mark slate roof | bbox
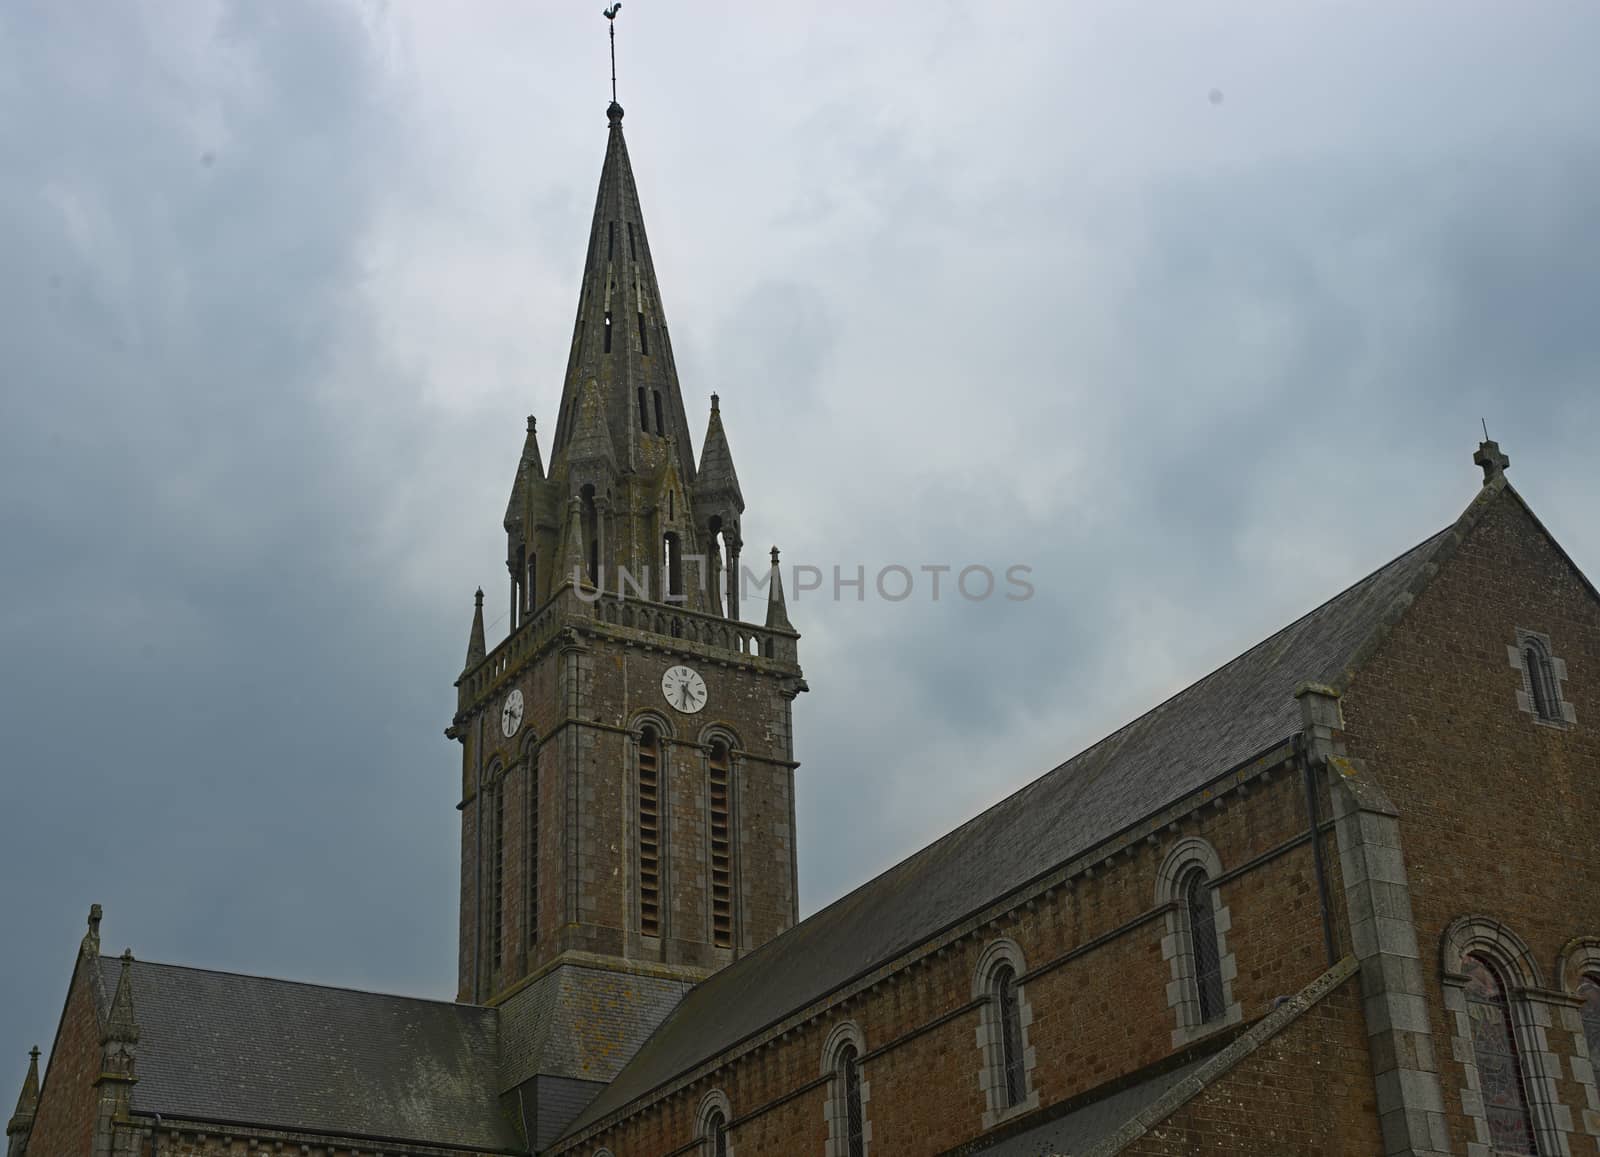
[976,1054,1212,1157]
[567,526,1454,1135]
[117,958,522,1153]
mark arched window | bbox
[837,1043,865,1157]
[972,940,1035,1127]
[1512,629,1573,726]
[708,739,734,948]
[1463,954,1537,1155]
[704,1109,727,1157]
[1183,868,1225,1023]
[1156,838,1238,1044]
[822,1022,870,1157]
[993,963,1026,1108]
[1579,975,1600,1073]
[637,726,662,937]
[1524,639,1558,721]
[696,1090,733,1157]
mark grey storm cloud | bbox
[3,0,1599,1084]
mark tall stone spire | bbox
[463,589,487,674]
[5,1047,39,1152]
[549,102,695,485]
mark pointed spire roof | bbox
[504,416,545,531]
[464,589,486,674]
[765,546,793,632]
[6,1048,39,1137]
[550,103,695,485]
[562,496,589,588]
[104,950,140,1046]
[566,379,620,473]
[696,393,744,511]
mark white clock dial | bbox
[500,689,524,738]
[661,665,708,714]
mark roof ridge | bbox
[727,523,1455,954]
[103,956,487,1011]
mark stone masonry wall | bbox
[561,766,1345,1156]
[459,618,801,1005]
[1341,489,1600,1155]
[25,959,99,1157]
[1123,969,1383,1156]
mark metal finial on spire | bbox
[604,4,622,106]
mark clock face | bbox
[661,665,708,714]
[500,689,524,738]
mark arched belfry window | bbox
[695,1090,733,1157]
[1511,629,1575,726]
[1156,838,1240,1045]
[972,940,1037,1128]
[822,1022,870,1157]
[707,738,734,948]
[1464,955,1538,1155]
[637,724,663,937]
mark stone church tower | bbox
[446,99,807,1147]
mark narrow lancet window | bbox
[993,963,1025,1108]
[638,727,662,937]
[654,390,665,435]
[664,532,684,601]
[628,221,637,260]
[638,387,649,432]
[1185,869,1224,1022]
[638,311,649,354]
[1525,640,1559,721]
[837,1042,865,1157]
[709,740,733,948]
[604,309,613,353]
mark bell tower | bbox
[447,96,806,1146]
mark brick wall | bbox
[562,768,1344,1155]
[1123,970,1382,1156]
[1341,488,1600,1155]
[25,957,99,1157]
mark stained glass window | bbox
[994,963,1026,1107]
[1580,976,1600,1073]
[1464,955,1537,1155]
[837,1042,865,1157]
[1185,869,1224,1022]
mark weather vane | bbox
[604,4,622,105]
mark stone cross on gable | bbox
[1474,439,1510,483]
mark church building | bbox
[8,95,1600,1157]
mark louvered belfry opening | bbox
[491,783,506,970]
[527,762,539,946]
[638,727,662,937]
[709,740,734,948]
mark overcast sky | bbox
[3,1,1598,1078]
